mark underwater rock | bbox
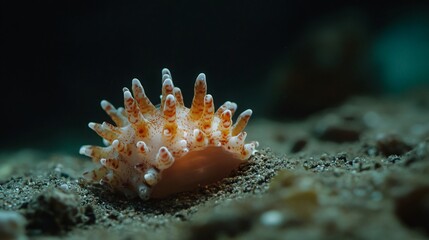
[269,170,319,219]
[186,208,253,240]
[394,185,429,236]
[290,138,308,153]
[22,187,94,235]
[183,170,321,239]
[376,134,412,157]
[314,114,362,143]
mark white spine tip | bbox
[124,90,132,99]
[204,94,213,102]
[162,68,171,76]
[102,138,110,146]
[136,141,148,153]
[179,139,187,147]
[100,100,109,108]
[78,146,85,155]
[165,94,175,102]
[144,168,159,186]
[156,147,174,170]
[193,128,200,135]
[88,122,96,129]
[163,129,171,137]
[132,78,140,85]
[173,87,181,93]
[193,129,207,146]
[222,109,232,117]
[163,78,173,86]
[100,158,107,166]
[230,103,238,111]
[162,74,170,82]
[112,139,120,149]
[122,87,130,93]
[243,109,253,116]
[79,146,90,156]
[197,73,206,81]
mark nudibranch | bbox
[80,68,258,200]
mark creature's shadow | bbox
[84,159,255,216]
[86,183,221,215]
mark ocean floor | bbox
[1,93,429,240]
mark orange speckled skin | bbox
[80,68,258,200]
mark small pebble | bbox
[259,210,284,227]
[59,183,69,191]
[290,138,308,153]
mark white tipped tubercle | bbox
[246,141,259,153]
[112,139,127,154]
[132,78,140,84]
[136,141,149,154]
[144,168,159,186]
[88,122,96,129]
[193,129,208,149]
[179,139,187,148]
[100,100,110,109]
[189,73,207,120]
[163,94,177,122]
[161,79,174,108]
[215,101,237,116]
[100,158,120,170]
[200,94,214,132]
[173,87,184,106]
[124,90,132,99]
[100,158,107,165]
[227,132,247,148]
[163,79,174,91]
[132,78,156,114]
[79,145,92,156]
[229,102,238,116]
[79,145,112,160]
[232,109,253,136]
[220,110,232,129]
[162,68,172,81]
[155,147,175,170]
[123,90,138,124]
[203,94,214,116]
[100,100,127,127]
[162,74,170,83]
[197,73,206,81]
[88,122,119,142]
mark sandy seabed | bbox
[1,93,429,240]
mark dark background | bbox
[1,0,429,153]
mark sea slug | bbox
[80,68,258,199]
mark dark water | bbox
[2,1,429,154]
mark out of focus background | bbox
[1,0,429,153]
